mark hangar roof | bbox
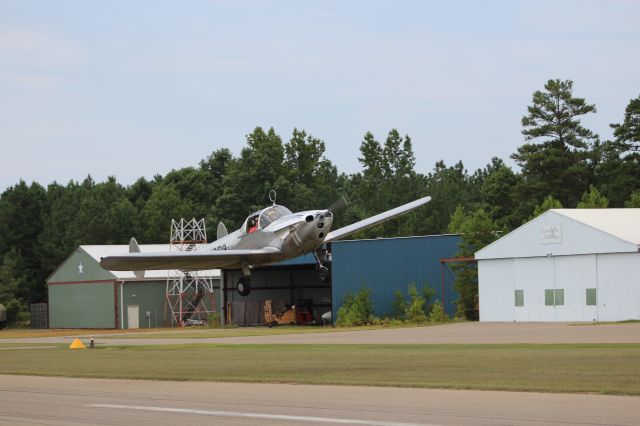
[554,209,640,245]
[476,208,640,260]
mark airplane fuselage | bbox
[205,209,333,263]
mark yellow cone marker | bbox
[69,338,86,349]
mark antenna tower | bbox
[165,218,216,327]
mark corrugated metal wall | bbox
[48,282,116,328]
[121,281,167,329]
[331,235,460,319]
[122,280,221,328]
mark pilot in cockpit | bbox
[247,216,258,233]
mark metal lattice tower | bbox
[165,218,216,327]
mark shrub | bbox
[4,299,29,326]
[429,300,446,323]
[405,283,428,323]
[392,290,407,320]
[422,285,435,313]
[336,288,374,326]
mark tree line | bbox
[1,79,638,323]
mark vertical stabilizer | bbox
[217,222,228,240]
[129,237,140,253]
[129,237,145,278]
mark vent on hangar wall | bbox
[165,218,216,327]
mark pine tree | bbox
[530,195,563,219]
[577,185,609,208]
[513,79,597,208]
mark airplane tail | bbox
[129,237,145,278]
[217,221,228,240]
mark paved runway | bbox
[1,375,638,426]
[3,322,640,346]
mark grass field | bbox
[97,325,393,339]
[0,328,180,339]
[0,324,426,340]
[1,343,638,395]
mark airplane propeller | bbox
[327,194,350,214]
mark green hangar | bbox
[47,245,220,329]
[48,234,460,328]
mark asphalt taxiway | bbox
[1,375,638,426]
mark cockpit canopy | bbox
[245,205,292,233]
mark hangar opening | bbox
[222,253,330,326]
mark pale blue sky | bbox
[1,0,639,191]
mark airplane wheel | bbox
[237,277,251,296]
[318,266,330,283]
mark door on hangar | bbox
[127,305,139,329]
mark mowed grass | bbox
[0,328,180,339]
[98,325,402,339]
[0,324,421,340]
[1,344,639,395]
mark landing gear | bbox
[237,277,251,296]
[237,262,252,296]
[313,250,331,283]
[318,266,330,283]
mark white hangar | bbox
[476,209,640,322]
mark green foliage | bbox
[448,207,501,320]
[577,185,609,208]
[479,158,521,228]
[513,79,597,208]
[422,284,435,308]
[4,298,29,325]
[417,161,475,235]
[336,288,375,327]
[391,283,437,322]
[392,290,407,320]
[138,183,192,242]
[625,190,640,207]
[346,129,422,238]
[428,300,446,323]
[530,195,563,219]
[405,283,428,323]
[0,249,29,323]
[610,94,640,151]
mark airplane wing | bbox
[99,247,282,271]
[323,195,431,243]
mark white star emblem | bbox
[78,262,84,274]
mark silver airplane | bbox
[100,194,431,296]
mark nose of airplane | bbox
[316,210,333,239]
